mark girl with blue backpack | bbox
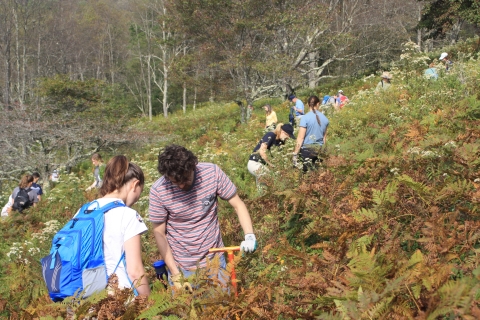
[98,155,150,296]
[41,155,150,301]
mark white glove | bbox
[240,234,257,253]
[170,273,193,293]
[293,154,298,167]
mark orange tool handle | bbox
[208,246,241,253]
[209,246,241,297]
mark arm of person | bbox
[85,181,96,191]
[323,127,328,145]
[258,142,274,167]
[294,126,307,154]
[124,234,150,296]
[272,112,278,124]
[151,222,181,276]
[29,191,38,207]
[295,106,304,115]
[227,194,254,235]
[1,196,13,216]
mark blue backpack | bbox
[322,95,330,105]
[41,200,126,302]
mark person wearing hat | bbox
[293,95,329,172]
[335,90,349,109]
[439,52,453,72]
[288,94,305,126]
[375,71,393,92]
[247,123,295,184]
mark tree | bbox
[0,76,151,183]
[170,0,423,115]
[171,0,320,119]
[126,0,186,119]
[419,0,480,42]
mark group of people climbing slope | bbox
[38,144,256,300]
[424,52,453,80]
[21,49,460,301]
[248,93,330,188]
[1,174,41,216]
[2,153,105,217]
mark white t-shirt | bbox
[83,198,148,289]
[1,195,13,217]
[51,173,59,182]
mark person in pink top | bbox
[149,144,256,292]
[336,90,349,109]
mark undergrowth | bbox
[0,39,479,319]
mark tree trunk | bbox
[107,24,115,85]
[237,100,246,124]
[163,60,168,118]
[308,51,318,88]
[146,54,152,120]
[4,42,11,106]
[417,5,422,51]
[37,35,41,77]
[193,85,197,111]
[183,81,186,114]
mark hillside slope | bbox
[1,40,480,319]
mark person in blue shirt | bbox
[424,62,439,80]
[288,94,305,126]
[293,95,329,172]
[31,172,43,201]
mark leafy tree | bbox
[0,76,147,182]
[419,0,480,39]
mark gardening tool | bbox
[209,246,241,296]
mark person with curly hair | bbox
[149,144,256,292]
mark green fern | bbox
[347,235,374,258]
[435,179,473,202]
[396,174,432,203]
[372,180,398,207]
[363,296,394,319]
[352,208,379,223]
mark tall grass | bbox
[0,40,480,318]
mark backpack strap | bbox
[122,255,139,296]
[98,200,137,295]
[82,200,125,215]
[106,252,139,297]
[98,200,126,213]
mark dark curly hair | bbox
[157,145,198,184]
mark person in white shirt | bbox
[82,155,150,295]
[50,170,60,182]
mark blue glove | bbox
[240,234,257,253]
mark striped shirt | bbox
[148,163,237,270]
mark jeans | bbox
[300,145,324,172]
[168,253,229,289]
